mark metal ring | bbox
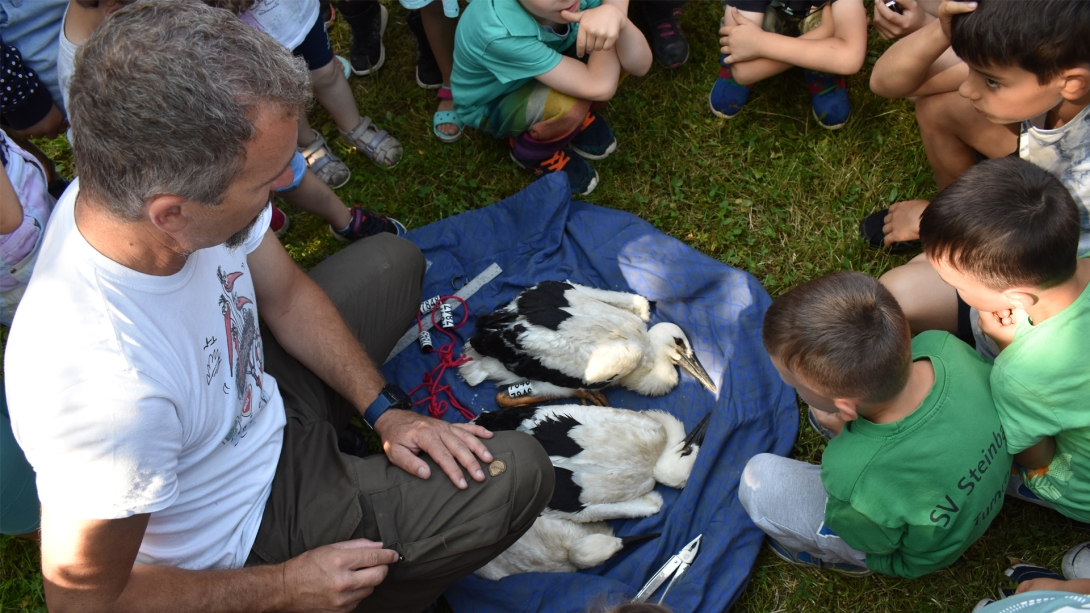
[451,275,467,290]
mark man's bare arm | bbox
[247,230,495,488]
[40,508,395,613]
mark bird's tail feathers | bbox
[568,534,627,569]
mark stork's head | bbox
[644,323,717,394]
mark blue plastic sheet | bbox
[381,174,798,613]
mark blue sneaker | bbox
[766,537,871,576]
[571,111,617,160]
[804,70,850,129]
[709,60,752,119]
[331,206,406,242]
[510,146,599,196]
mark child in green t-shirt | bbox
[451,0,651,196]
[919,157,1090,524]
[739,271,1010,578]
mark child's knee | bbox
[738,453,779,516]
[308,59,341,90]
[527,95,592,141]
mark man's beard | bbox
[225,203,267,250]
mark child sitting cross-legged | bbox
[916,157,1090,525]
[451,0,652,196]
[710,0,868,129]
[739,271,1011,578]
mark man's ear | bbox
[1059,65,1090,102]
[833,398,859,422]
[146,195,190,234]
[1002,288,1040,310]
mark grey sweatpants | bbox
[738,453,867,567]
[248,234,555,613]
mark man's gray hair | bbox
[68,1,311,220]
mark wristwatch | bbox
[363,384,412,429]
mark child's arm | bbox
[0,162,24,235]
[536,48,622,102]
[1017,578,1090,596]
[562,5,652,76]
[869,0,975,98]
[719,4,837,85]
[721,0,868,84]
[1015,437,1056,471]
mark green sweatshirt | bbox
[821,331,1012,578]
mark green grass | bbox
[0,2,1078,611]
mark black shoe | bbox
[650,8,689,69]
[341,3,387,76]
[859,209,921,254]
[510,146,599,196]
[570,111,617,160]
[406,10,442,88]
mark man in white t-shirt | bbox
[4,4,552,612]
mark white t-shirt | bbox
[242,0,320,51]
[55,5,76,117]
[5,180,286,570]
[1021,103,1090,257]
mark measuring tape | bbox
[384,262,503,364]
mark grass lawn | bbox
[0,2,1081,611]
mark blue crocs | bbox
[709,60,752,119]
[805,69,851,130]
[571,111,617,160]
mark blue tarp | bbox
[381,174,798,613]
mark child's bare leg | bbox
[278,169,352,230]
[420,1,458,136]
[527,97,592,142]
[917,90,1019,189]
[309,58,362,133]
[879,254,959,334]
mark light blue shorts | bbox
[275,150,307,193]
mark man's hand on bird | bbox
[562,4,625,58]
[720,7,768,65]
[280,538,398,612]
[373,409,495,489]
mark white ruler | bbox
[384,262,503,364]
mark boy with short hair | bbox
[710,0,868,129]
[739,271,1010,578]
[451,0,652,196]
[919,157,1090,524]
[862,0,1090,253]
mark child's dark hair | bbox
[762,272,911,405]
[920,157,1079,291]
[951,0,1090,84]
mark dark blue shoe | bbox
[510,146,599,196]
[767,537,871,576]
[709,60,752,119]
[805,70,850,130]
[331,206,406,242]
[571,111,617,160]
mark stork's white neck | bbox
[618,324,681,396]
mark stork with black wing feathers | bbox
[459,281,717,407]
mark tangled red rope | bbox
[406,296,476,421]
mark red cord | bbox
[407,296,477,421]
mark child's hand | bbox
[809,407,846,437]
[562,4,625,58]
[719,7,767,65]
[1017,577,1078,595]
[937,0,978,40]
[978,308,1026,352]
[873,0,930,40]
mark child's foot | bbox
[271,205,290,238]
[510,146,599,196]
[859,209,922,254]
[766,537,871,576]
[570,111,616,160]
[331,206,406,242]
[649,8,689,69]
[344,4,387,76]
[340,116,402,168]
[1064,542,1090,580]
[804,69,850,130]
[709,61,752,119]
[407,10,442,89]
[433,87,464,143]
[299,130,351,189]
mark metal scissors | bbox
[633,534,702,605]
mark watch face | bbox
[385,385,411,408]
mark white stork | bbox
[474,404,711,523]
[475,515,659,580]
[459,281,717,407]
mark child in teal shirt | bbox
[451,0,651,195]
